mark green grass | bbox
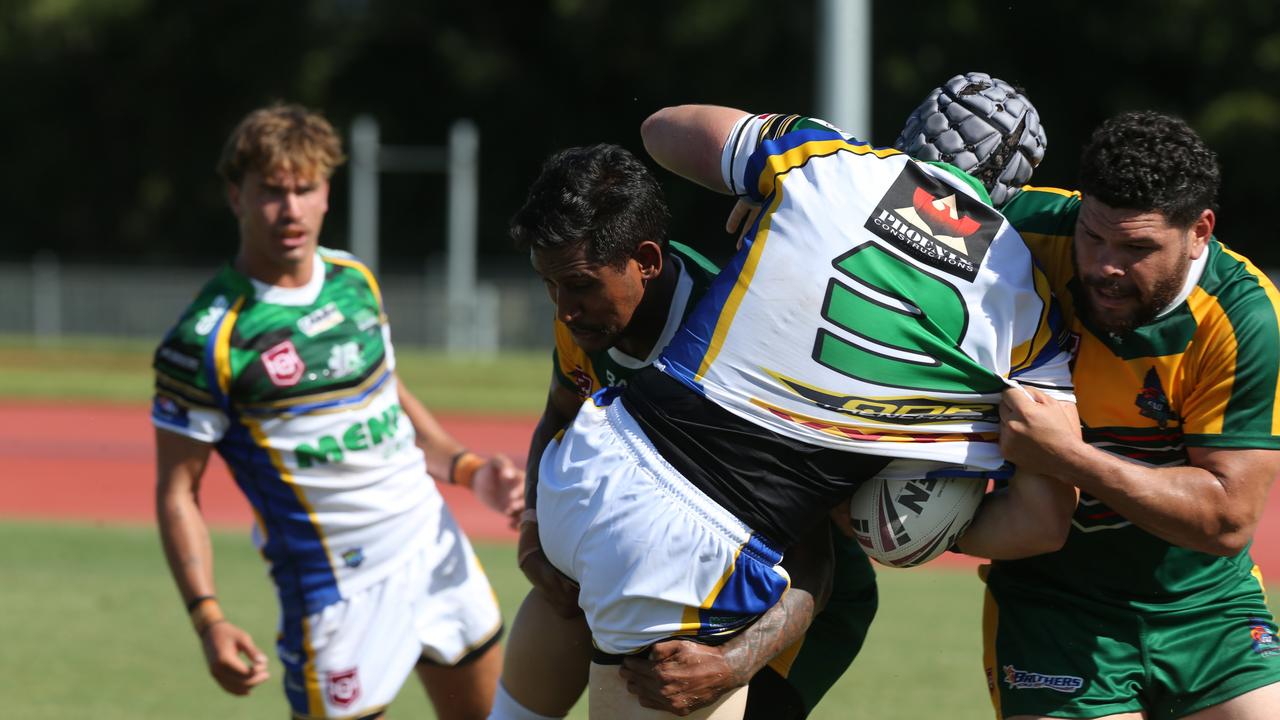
[0,521,995,720]
[0,335,549,413]
[0,336,997,717]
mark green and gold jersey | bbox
[151,248,436,616]
[995,187,1280,607]
[552,241,719,399]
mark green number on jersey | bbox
[815,244,1002,393]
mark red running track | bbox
[3,402,1280,574]
[0,401,529,541]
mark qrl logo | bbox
[262,340,306,386]
[326,667,361,708]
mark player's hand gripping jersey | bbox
[998,188,1280,602]
[656,115,1074,470]
[152,249,437,615]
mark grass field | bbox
[0,521,996,720]
[1,335,1213,719]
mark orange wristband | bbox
[190,598,226,637]
[450,451,485,488]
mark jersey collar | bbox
[607,255,694,370]
[1153,241,1210,321]
[247,253,326,306]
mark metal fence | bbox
[0,259,554,352]
[9,258,1276,352]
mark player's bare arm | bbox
[955,388,1080,559]
[155,428,270,696]
[518,376,585,617]
[641,105,749,193]
[396,376,524,520]
[1000,386,1280,556]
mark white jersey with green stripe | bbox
[151,248,436,615]
[655,114,1075,471]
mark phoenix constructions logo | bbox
[864,163,1002,282]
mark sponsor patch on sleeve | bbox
[152,395,190,428]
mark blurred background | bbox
[4,3,1280,717]
[3,0,1278,351]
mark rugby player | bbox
[522,104,1082,718]
[974,111,1280,719]
[152,103,523,720]
[614,72,1058,716]
[490,144,879,720]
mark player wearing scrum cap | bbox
[518,97,1081,717]
[614,73,1062,717]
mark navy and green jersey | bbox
[994,187,1280,607]
[152,248,436,616]
[551,242,718,399]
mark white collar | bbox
[1153,244,1210,320]
[248,254,325,306]
[607,255,694,369]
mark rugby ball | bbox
[849,475,984,568]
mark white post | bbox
[817,0,872,140]
[347,115,486,355]
[446,119,481,354]
[32,251,62,343]
[349,115,381,275]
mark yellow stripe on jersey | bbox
[243,417,336,578]
[238,360,391,416]
[555,320,600,394]
[1018,185,1079,198]
[981,574,1004,718]
[695,190,782,381]
[1218,245,1280,435]
[700,138,898,380]
[323,254,384,308]
[1016,231,1078,325]
[154,376,216,406]
[1009,263,1056,375]
[214,296,247,397]
[753,138,898,200]
[1183,286,1234,436]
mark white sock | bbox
[487,681,564,720]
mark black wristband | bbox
[186,594,217,613]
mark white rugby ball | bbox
[849,475,984,568]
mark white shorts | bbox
[278,508,502,719]
[537,394,791,656]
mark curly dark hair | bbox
[510,144,670,268]
[1079,111,1219,228]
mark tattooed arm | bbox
[618,523,831,715]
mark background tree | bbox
[1,0,1276,268]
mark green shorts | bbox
[745,528,878,720]
[983,566,1280,719]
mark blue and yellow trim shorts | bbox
[537,394,791,657]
